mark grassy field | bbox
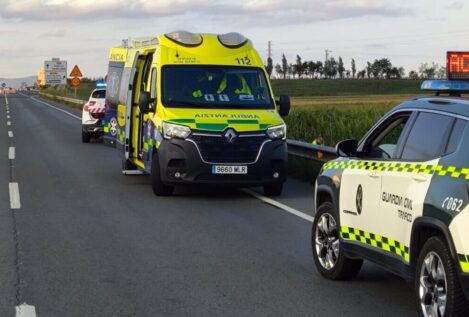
[271,79,422,97]
[39,81,96,101]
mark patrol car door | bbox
[340,112,412,243]
[379,111,455,262]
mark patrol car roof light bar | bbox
[218,32,248,48]
[165,31,203,47]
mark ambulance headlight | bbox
[267,124,286,140]
[163,122,191,140]
[218,32,248,48]
[165,31,203,47]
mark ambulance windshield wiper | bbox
[169,101,220,108]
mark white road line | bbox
[243,189,314,223]
[9,182,21,209]
[8,131,13,137]
[7,121,11,126]
[7,115,10,119]
[16,304,36,317]
[8,147,15,160]
[30,96,81,120]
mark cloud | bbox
[40,29,65,38]
[0,0,411,25]
[445,1,464,10]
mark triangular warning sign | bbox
[69,65,83,77]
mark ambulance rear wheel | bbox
[81,130,91,143]
[151,153,174,196]
[312,202,363,280]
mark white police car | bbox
[312,52,469,316]
[82,83,107,143]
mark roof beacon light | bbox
[165,31,202,47]
[96,81,107,88]
[421,80,469,94]
[218,32,248,48]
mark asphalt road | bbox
[1,93,416,317]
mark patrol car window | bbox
[92,89,105,99]
[445,119,466,154]
[161,65,274,109]
[401,112,453,161]
[366,116,409,159]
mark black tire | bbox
[264,182,283,196]
[81,130,91,143]
[312,201,363,280]
[151,153,174,196]
[415,236,469,317]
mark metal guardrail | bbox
[287,139,338,162]
[38,92,86,105]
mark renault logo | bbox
[224,129,238,143]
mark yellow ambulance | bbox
[104,31,290,196]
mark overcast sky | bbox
[0,0,468,78]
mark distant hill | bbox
[0,76,37,88]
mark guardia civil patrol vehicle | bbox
[313,52,469,316]
[103,31,290,196]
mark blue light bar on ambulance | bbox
[96,81,107,88]
[421,80,469,93]
[165,31,203,47]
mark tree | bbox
[419,62,438,79]
[408,70,419,79]
[324,57,338,79]
[366,62,372,78]
[351,59,356,79]
[274,64,282,78]
[294,55,305,78]
[265,57,273,78]
[338,57,345,79]
[315,61,324,78]
[281,54,288,79]
[436,66,446,79]
[357,70,366,79]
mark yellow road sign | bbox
[70,65,83,78]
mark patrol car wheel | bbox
[151,153,174,196]
[416,237,469,317]
[81,130,91,143]
[312,202,363,280]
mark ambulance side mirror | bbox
[138,91,153,114]
[336,139,358,157]
[277,95,290,117]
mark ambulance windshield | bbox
[162,65,274,109]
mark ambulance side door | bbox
[379,111,455,263]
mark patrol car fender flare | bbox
[315,183,339,215]
[410,217,458,269]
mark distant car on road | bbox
[313,52,469,317]
[82,87,106,143]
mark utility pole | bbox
[325,49,331,62]
[267,41,272,60]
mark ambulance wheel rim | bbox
[419,251,447,317]
[315,213,339,270]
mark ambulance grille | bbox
[189,133,268,164]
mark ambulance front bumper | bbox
[157,138,287,186]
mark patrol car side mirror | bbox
[277,95,290,117]
[336,139,358,157]
[138,91,153,114]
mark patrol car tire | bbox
[151,154,174,196]
[312,202,363,280]
[415,237,469,317]
[81,130,91,143]
[264,182,283,196]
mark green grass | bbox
[39,81,96,101]
[271,79,421,97]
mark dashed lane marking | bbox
[16,304,36,317]
[7,121,11,126]
[8,131,13,138]
[8,147,15,160]
[9,182,21,209]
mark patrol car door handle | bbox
[412,174,428,182]
[368,171,380,179]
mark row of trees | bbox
[265,54,446,80]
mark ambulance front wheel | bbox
[151,153,174,196]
